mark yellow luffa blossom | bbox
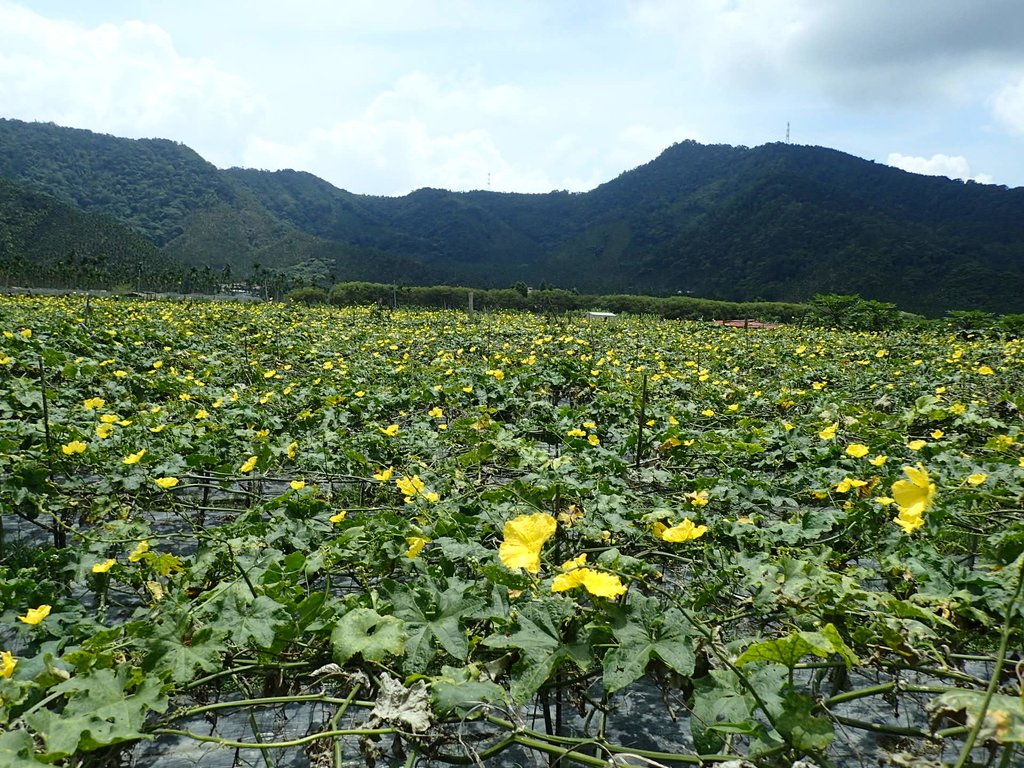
[373,467,394,482]
[428,407,444,418]
[891,464,936,533]
[239,455,258,473]
[0,650,16,678]
[819,423,838,440]
[966,473,988,486]
[587,434,600,446]
[907,440,927,451]
[329,510,347,523]
[287,441,298,459]
[154,476,179,489]
[18,604,51,625]
[550,554,627,598]
[99,414,119,424]
[977,365,994,375]
[687,491,710,507]
[379,424,400,437]
[123,449,145,465]
[95,423,114,439]
[654,518,708,542]
[405,536,429,559]
[845,443,870,458]
[396,474,424,497]
[869,454,888,466]
[498,513,557,573]
[92,558,116,573]
[290,480,306,490]
[83,397,105,410]
[128,540,151,562]
[61,440,87,455]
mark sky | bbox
[3,1,1024,196]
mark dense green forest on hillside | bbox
[0,178,184,290]
[3,118,1024,314]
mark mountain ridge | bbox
[2,117,1023,314]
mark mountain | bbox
[2,117,1024,314]
[0,176,183,290]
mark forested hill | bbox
[3,117,1024,314]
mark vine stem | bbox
[952,555,1024,768]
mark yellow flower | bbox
[99,414,119,424]
[263,369,277,379]
[113,369,128,378]
[154,476,179,489]
[486,369,505,380]
[396,474,425,499]
[428,406,444,418]
[656,518,708,542]
[122,449,145,465]
[83,397,105,410]
[977,365,994,375]
[239,455,258,473]
[355,390,365,397]
[893,508,925,534]
[907,439,927,451]
[290,480,306,490]
[551,555,627,598]
[18,604,51,625]
[61,440,87,455]
[966,473,987,486]
[329,510,347,523]
[687,491,710,507]
[462,386,473,393]
[379,424,400,437]
[891,464,936,519]
[19,328,31,338]
[373,467,394,482]
[818,423,838,440]
[128,540,151,562]
[0,650,15,678]
[587,434,600,446]
[835,477,867,493]
[95,423,114,439]
[845,443,869,458]
[195,409,210,419]
[405,536,429,558]
[498,513,557,573]
[930,429,944,440]
[701,409,715,417]
[287,441,298,459]
[567,428,586,437]
[869,455,888,466]
[92,558,116,573]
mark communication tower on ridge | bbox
[786,122,790,144]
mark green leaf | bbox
[331,607,406,666]
[26,668,166,760]
[482,597,584,703]
[735,630,834,669]
[776,691,834,752]
[145,625,225,684]
[430,665,506,716]
[602,594,695,692]
[391,579,485,673]
[205,591,288,650]
[0,729,43,767]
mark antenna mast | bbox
[786,122,790,144]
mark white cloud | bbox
[0,2,261,166]
[887,152,993,184]
[991,74,1024,134]
[244,72,582,194]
